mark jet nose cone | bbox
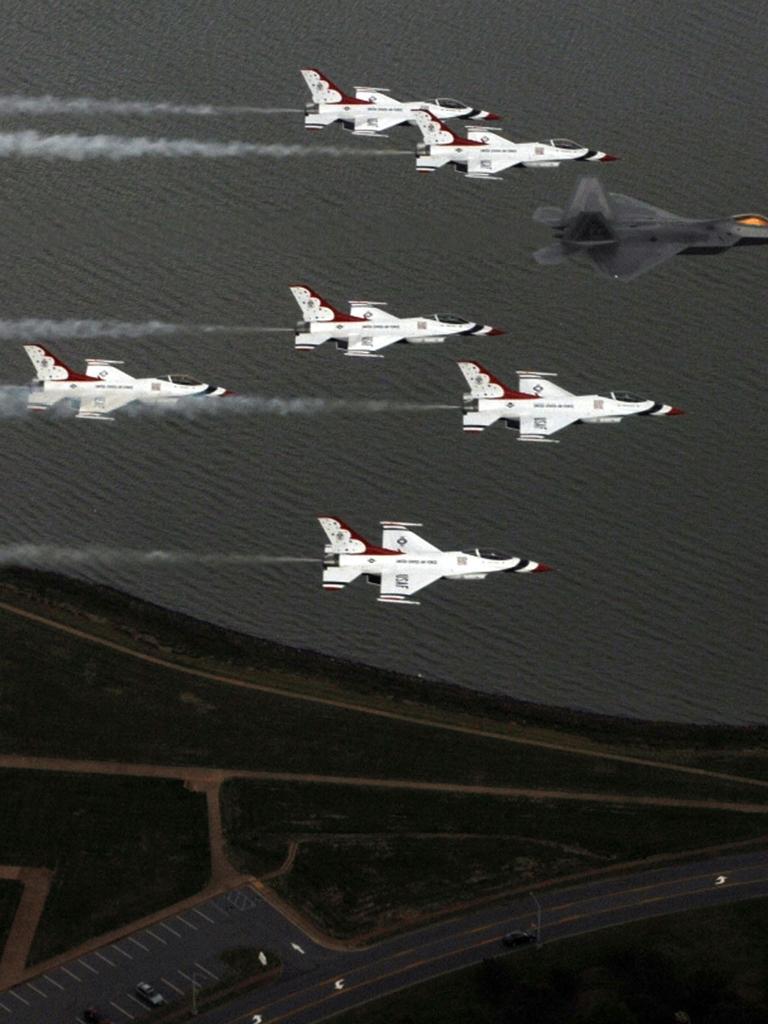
[486,326,505,336]
[484,112,501,121]
[599,153,619,162]
[532,563,554,573]
[221,390,237,397]
[666,406,685,416]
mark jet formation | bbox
[458,362,683,441]
[319,517,551,605]
[22,345,231,420]
[534,176,768,280]
[300,67,499,135]
[413,110,616,180]
[290,285,504,356]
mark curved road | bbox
[194,849,768,1024]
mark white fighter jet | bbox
[413,110,617,179]
[290,285,504,357]
[301,68,499,135]
[458,361,684,442]
[319,516,552,605]
[23,344,232,420]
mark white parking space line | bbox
[194,961,218,980]
[9,991,30,1005]
[95,951,115,966]
[78,958,98,974]
[160,921,181,938]
[146,928,167,945]
[0,1001,11,1014]
[161,976,184,995]
[61,965,81,981]
[26,982,47,998]
[112,943,132,959]
[126,993,147,1009]
[177,970,195,983]
[177,914,197,930]
[43,973,64,990]
[193,907,214,923]
[110,1000,135,1019]
[128,936,149,951]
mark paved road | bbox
[1,851,766,1024]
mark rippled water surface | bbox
[0,1,765,722]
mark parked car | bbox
[83,1009,114,1024]
[502,930,536,948]
[135,981,166,1007]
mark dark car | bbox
[83,1010,114,1024]
[502,930,536,948]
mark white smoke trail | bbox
[0,319,291,340]
[0,131,410,161]
[0,95,301,116]
[0,545,315,568]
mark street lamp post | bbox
[529,891,542,946]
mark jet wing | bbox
[589,241,687,281]
[344,334,405,356]
[518,409,581,441]
[75,392,135,419]
[609,194,686,223]
[378,567,443,604]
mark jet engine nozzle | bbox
[323,551,340,568]
[305,103,319,114]
[416,143,429,156]
[462,397,479,413]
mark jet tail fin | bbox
[300,68,358,106]
[458,361,530,399]
[318,516,394,555]
[290,284,363,324]
[412,108,469,146]
[560,176,616,246]
[23,344,95,382]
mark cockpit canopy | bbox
[472,548,509,560]
[541,138,582,150]
[732,213,768,226]
[599,390,643,402]
[424,314,468,324]
[167,374,202,386]
[435,98,468,109]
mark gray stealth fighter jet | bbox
[533,176,768,281]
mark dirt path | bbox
[1,753,767,813]
[0,866,53,986]
[1,599,766,794]
[185,776,241,886]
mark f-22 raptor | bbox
[534,176,768,280]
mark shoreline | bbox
[1,565,765,742]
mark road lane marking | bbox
[78,958,98,974]
[128,936,149,951]
[43,974,64,990]
[146,928,167,945]
[9,991,30,1005]
[160,921,181,937]
[193,907,214,923]
[161,976,184,995]
[715,875,727,885]
[177,914,197,930]
[334,978,345,991]
[61,966,81,981]
[26,982,47,997]
[110,999,134,1019]
[194,961,218,979]
[112,943,132,958]
[95,951,115,966]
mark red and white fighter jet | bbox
[458,361,684,442]
[413,110,617,179]
[23,345,232,420]
[319,517,551,605]
[301,68,499,136]
[290,285,504,357]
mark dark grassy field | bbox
[1,597,767,806]
[0,880,22,960]
[0,769,210,964]
[335,898,768,1024]
[222,780,768,937]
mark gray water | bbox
[0,0,765,722]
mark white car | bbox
[135,982,165,1007]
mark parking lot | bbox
[0,884,330,1023]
